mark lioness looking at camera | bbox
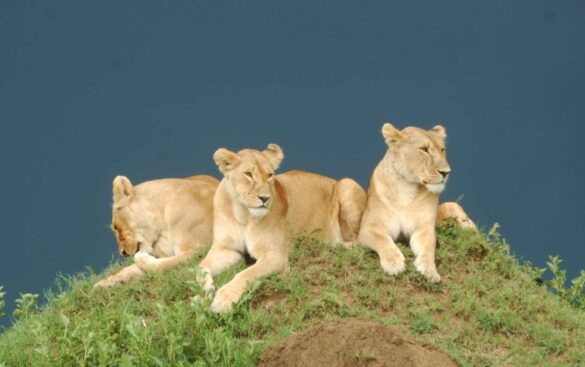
[197,144,366,313]
[94,175,218,288]
[359,123,475,283]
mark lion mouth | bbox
[254,200,272,209]
[120,241,141,257]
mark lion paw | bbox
[380,252,406,276]
[191,294,211,307]
[134,251,157,270]
[196,272,215,296]
[414,257,441,283]
[93,276,119,288]
[190,286,215,307]
[341,241,355,249]
[210,285,240,313]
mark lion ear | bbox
[214,148,241,174]
[113,175,133,205]
[381,123,403,146]
[430,125,447,140]
[263,143,284,170]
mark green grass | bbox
[1,223,584,366]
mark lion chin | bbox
[425,183,446,194]
[249,207,270,217]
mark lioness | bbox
[94,175,218,288]
[358,123,474,283]
[197,144,366,312]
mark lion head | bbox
[214,144,284,217]
[381,123,451,194]
[110,176,143,256]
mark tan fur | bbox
[198,144,366,312]
[94,175,218,288]
[359,123,474,283]
[437,201,477,230]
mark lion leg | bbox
[410,228,441,283]
[93,264,145,288]
[437,202,477,230]
[334,178,367,244]
[358,224,405,276]
[134,242,200,272]
[210,253,288,313]
[198,244,243,297]
[133,250,194,272]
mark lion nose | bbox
[258,195,270,204]
[438,170,450,178]
[120,249,129,257]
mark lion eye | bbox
[420,147,430,154]
[268,173,274,179]
[244,172,253,179]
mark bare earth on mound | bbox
[258,318,456,367]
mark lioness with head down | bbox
[198,144,366,313]
[94,175,218,288]
[359,123,475,283]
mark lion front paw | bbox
[190,284,215,307]
[210,285,241,313]
[195,270,216,299]
[134,251,157,271]
[191,293,213,307]
[341,241,355,249]
[414,257,441,283]
[93,276,119,288]
[380,251,406,276]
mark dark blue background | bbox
[1,1,584,326]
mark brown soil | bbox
[258,318,456,367]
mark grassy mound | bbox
[1,224,584,366]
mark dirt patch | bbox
[258,318,456,367]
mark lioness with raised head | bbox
[358,123,474,283]
[197,144,366,312]
[94,175,218,288]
